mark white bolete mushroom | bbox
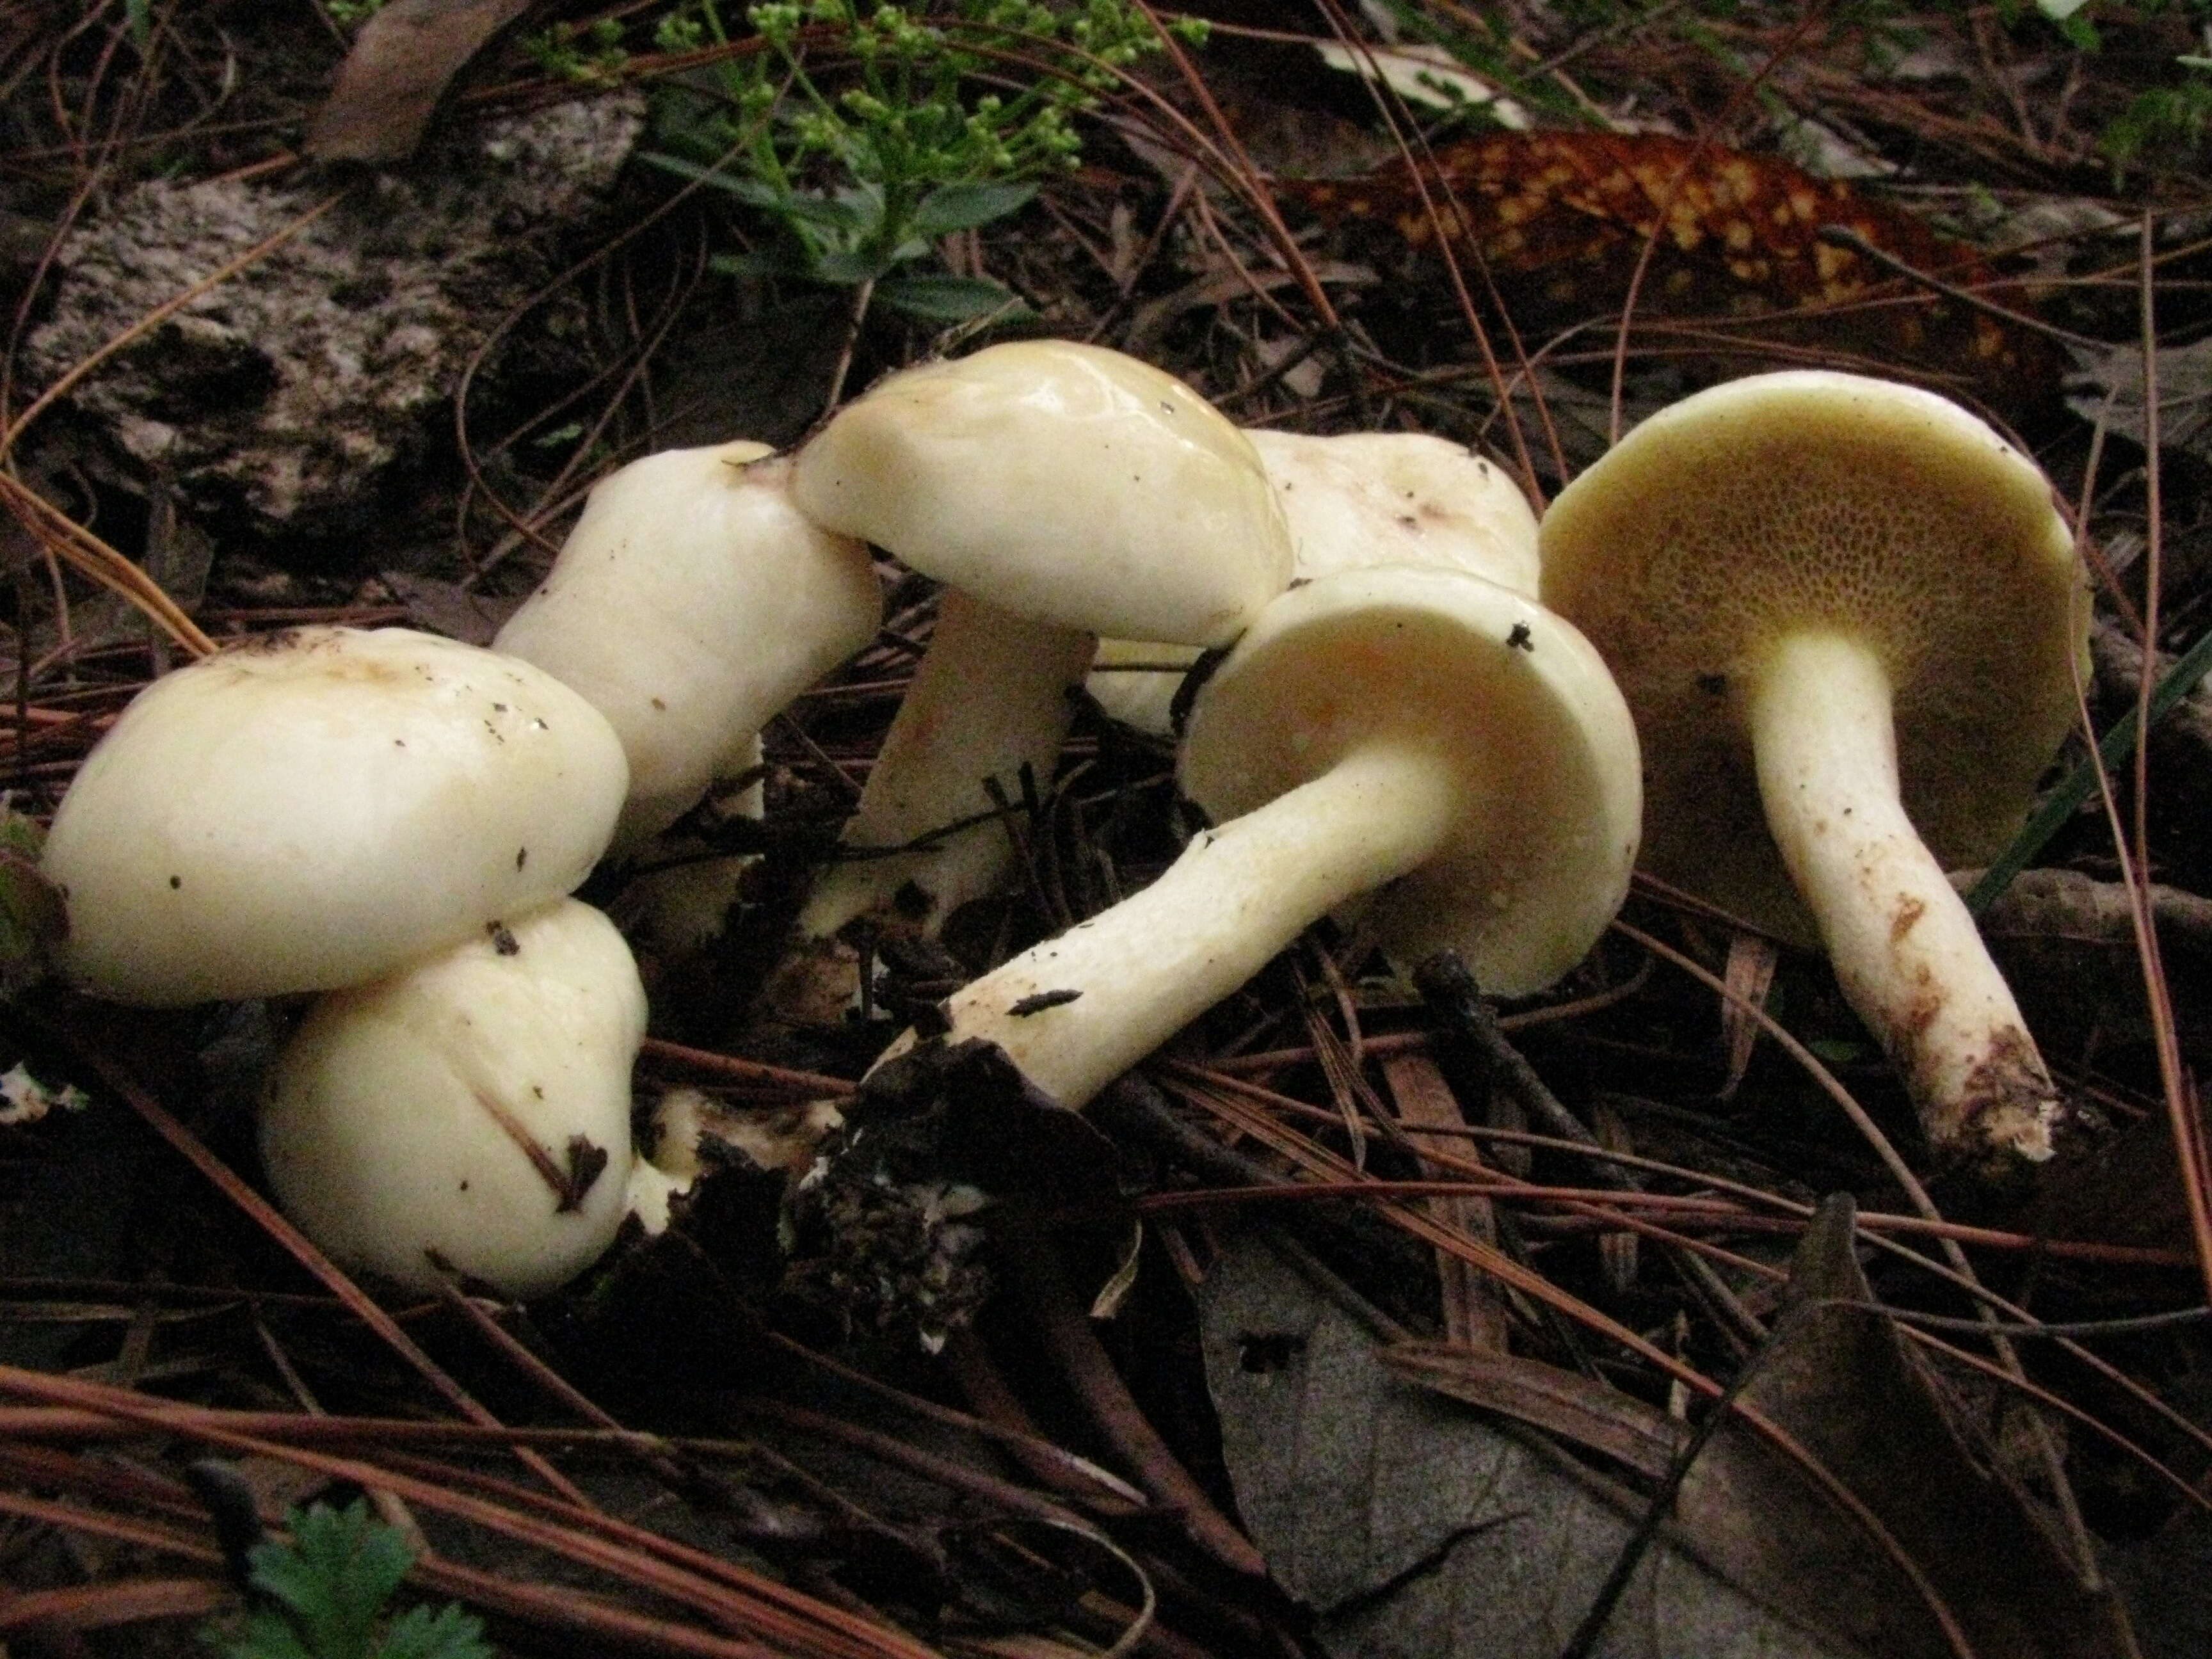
[886,565,1641,1110]
[1538,370,2090,1170]
[42,627,629,1007]
[1088,429,1543,736]
[259,898,683,1299]
[787,339,1292,943]
[493,440,881,849]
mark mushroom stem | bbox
[927,739,1457,1109]
[801,589,1096,940]
[1745,630,2060,1165]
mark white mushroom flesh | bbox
[259,899,680,1299]
[1745,632,2056,1158]
[495,443,880,849]
[799,590,1096,939]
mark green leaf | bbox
[1805,1038,1868,1066]
[201,1498,490,1659]
[874,273,1032,322]
[813,248,895,285]
[246,1502,413,1659]
[211,1607,318,1659]
[0,809,44,861]
[636,152,784,207]
[782,186,884,237]
[710,248,814,280]
[908,179,1038,237]
[377,1603,493,1659]
[1967,620,2212,916]
[0,809,60,995]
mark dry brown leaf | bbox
[1378,1200,2137,1656]
[1199,1231,1841,1658]
[1382,1340,1684,1480]
[1674,1197,2136,1659]
[307,0,539,164]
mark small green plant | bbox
[200,1499,491,1659]
[2003,0,2212,174]
[645,0,1206,325]
[323,0,388,26]
[2104,56,2212,174]
[524,15,632,84]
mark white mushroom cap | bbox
[259,899,678,1299]
[1088,429,1541,735]
[43,627,629,1006]
[790,339,1291,643]
[1247,429,1540,590]
[902,567,1640,1110]
[495,442,880,848]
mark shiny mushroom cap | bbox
[43,627,629,1005]
[1089,429,1541,736]
[1247,429,1540,591]
[790,338,1292,644]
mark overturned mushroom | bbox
[886,566,1640,1110]
[788,339,1292,945]
[494,440,881,850]
[1088,429,1543,736]
[42,627,629,1006]
[260,899,684,1299]
[1539,370,2089,1171]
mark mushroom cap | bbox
[789,340,1292,645]
[1538,371,2088,942]
[495,443,880,847]
[259,899,650,1298]
[1246,429,1540,593]
[1086,431,1540,737]
[1180,565,1640,997]
[43,627,630,1006]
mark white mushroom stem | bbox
[800,590,1097,940]
[1745,631,2059,1163]
[912,739,1455,1109]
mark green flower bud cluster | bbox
[641,0,1207,313]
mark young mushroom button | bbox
[1537,370,2090,1173]
[41,627,629,1006]
[788,339,1293,944]
[889,566,1641,1112]
[260,899,684,1299]
[493,440,881,852]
